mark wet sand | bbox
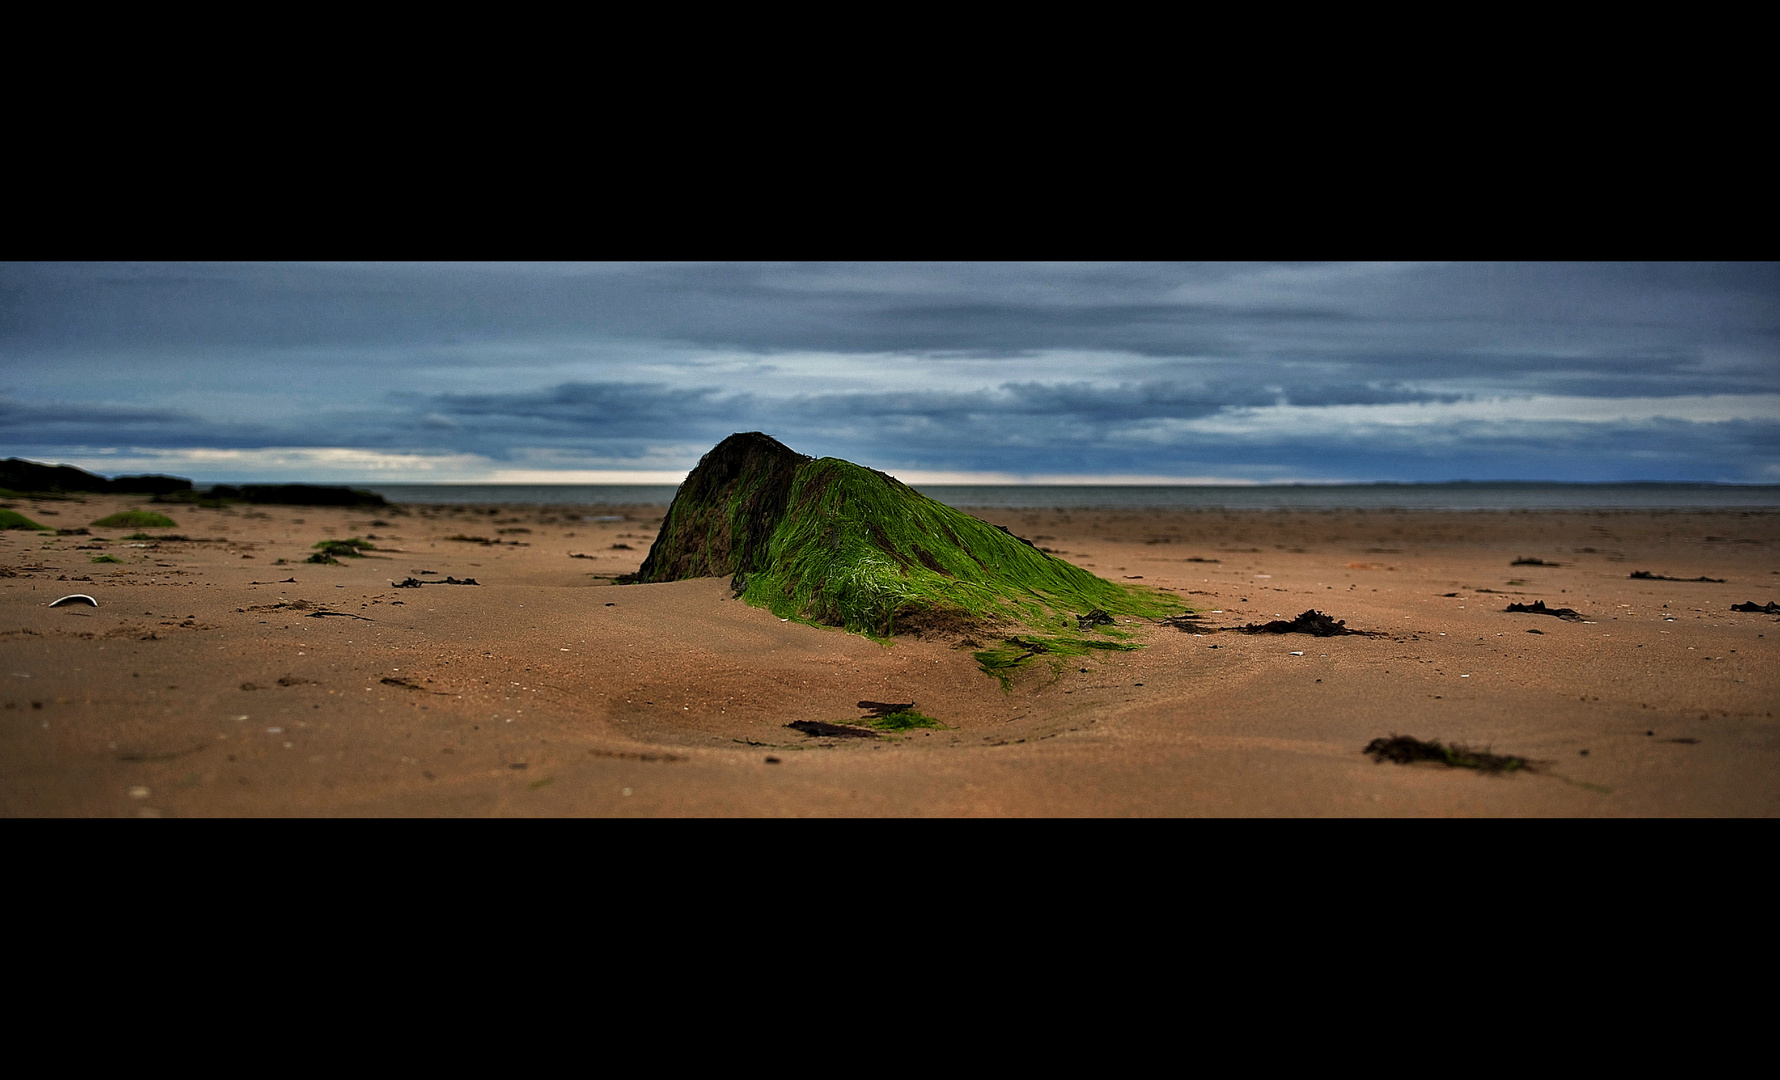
[3,495,1777,816]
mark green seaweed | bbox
[632,435,1187,687]
[973,634,1141,690]
[311,538,375,560]
[91,510,177,529]
[740,457,1180,637]
[90,554,123,563]
[0,509,51,531]
[866,708,947,732]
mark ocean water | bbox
[360,482,1780,511]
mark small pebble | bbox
[129,786,150,799]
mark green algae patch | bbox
[90,554,123,563]
[973,634,1141,691]
[868,708,946,732]
[740,455,1181,637]
[91,510,177,529]
[0,509,51,531]
[855,700,948,732]
[630,434,1185,688]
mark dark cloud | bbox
[3,263,1776,482]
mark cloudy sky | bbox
[2,262,1776,485]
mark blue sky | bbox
[2,262,1776,484]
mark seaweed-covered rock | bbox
[631,433,1180,637]
[633,432,810,583]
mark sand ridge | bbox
[3,494,1778,816]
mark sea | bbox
[359,482,1780,512]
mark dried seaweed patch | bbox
[1239,609,1377,636]
[1364,735,1534,773]
[1505,600,1586,621]
[787,719,879,739]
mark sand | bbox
[3,495,1777,816]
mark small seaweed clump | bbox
[1240,610,1374,636]
[308,538,376,564]
[1730,600,1780,613]
[857,700,947,731]
[0,509,50,531]
[92,510,177,529]
[973,634,1139,691]
[1364,735,1533,773]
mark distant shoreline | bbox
[343,481,1780,512]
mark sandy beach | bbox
[3,494,1777,816]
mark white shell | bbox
[48,594,98,607]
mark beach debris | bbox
[56,527,91,536]
[391,576,479,588]
[1631,571,1727,583]
[1363,735,1534,773]
[1239,609,1376,637]
[626,432,1179,641]
[1504,600,1585,621]
[49,594,98,607]
[786,719,880,739]
[1511,557,1561,566]
[1730,601,1780,613]
[380,676,447,693]
[276,676,315,686]
[303,610,370,620]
